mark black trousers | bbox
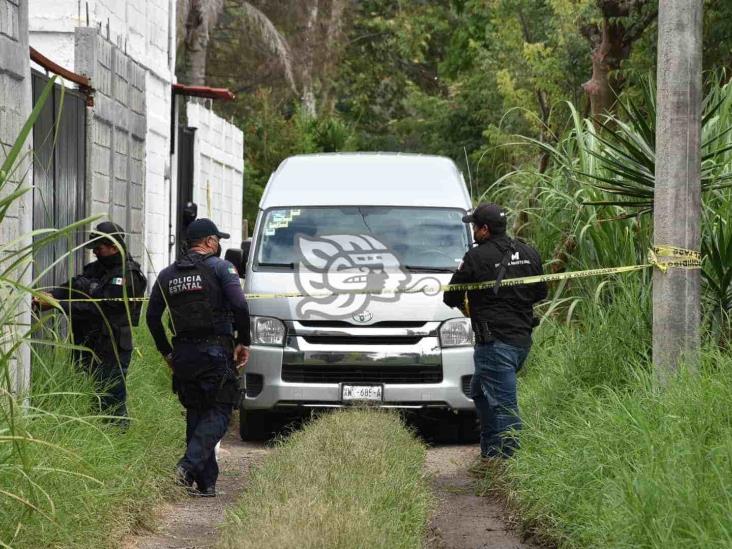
[172,341,236,490]
[74,346,132,420]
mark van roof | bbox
[259,153,471,209]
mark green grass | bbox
[493,284,732,548]
[0,325,184,548]
[219,409,431,549]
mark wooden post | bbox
[653,0,703,383]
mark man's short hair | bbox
[188,236,208,248]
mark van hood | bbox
[244,271,462,324]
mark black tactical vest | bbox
[163,253,234,338]
[102,259,146,326]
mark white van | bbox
[240,153,477,440]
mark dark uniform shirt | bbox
[444,234,548,346]
[51,253,147,352]
[146,253,251,356]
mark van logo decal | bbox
[293,234,440,319]
[352,310,373,324]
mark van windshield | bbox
[255,206,470,271]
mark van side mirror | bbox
[224,248,245,278]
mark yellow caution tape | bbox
[41,245,701,303]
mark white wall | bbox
[29,0,176,283]
[1,0,33,393]
[187,101,244,255]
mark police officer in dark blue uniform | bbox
[444,203,547,460]
[35,221,147,424]
[146,218,250,497]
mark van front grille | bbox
[298,320,427,328]
[282,365,442,384]
[302,335,423,345]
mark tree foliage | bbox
[199,0,732,224]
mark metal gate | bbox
[32,71,87,289]
[176,126,196,257]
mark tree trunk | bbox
[320,0,347,113]
[181,0,224,85]
[300,0,320,117]
[582,18,622,118]
[581,1,658,119]
[653,0,703,383]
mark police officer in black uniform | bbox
[35,221,147,423]
[444,203,547,459]
[146,218,250,497]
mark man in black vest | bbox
[35,221,147,424]
[146,218,250,497]
[444,203,547,460]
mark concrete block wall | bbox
[75,27,146,261]
[0,0,33,392]
[30,0,176,282]
[144,70,173,281]
[187,101,244,255]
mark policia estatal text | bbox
[35,222,147,425]
[444,203,547,459]
[147,218,251,497]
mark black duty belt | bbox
[173,334,234,347]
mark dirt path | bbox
[425,445,535,549]
[123,427,270,549]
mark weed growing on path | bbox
[220,409,431,549]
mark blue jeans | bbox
[173,342,235,490]
[471,340,530,458]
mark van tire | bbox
[458,412,480,443]
[239,408,273,441]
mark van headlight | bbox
[439,318,474,347]
[251,316,286,346]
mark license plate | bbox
[341,384,383,402]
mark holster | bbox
[472,320,495,345]
[216,368,241,407]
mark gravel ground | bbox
[425,445,536,549]
[122,425,270,549]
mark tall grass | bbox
[220,410,431,549]
[1,80,184,547]
[472,75,732,547]
[493,285,732,548]
[2,328,183,548]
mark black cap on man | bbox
[186,218,231,242]
[462,203,507,234]
[85,221,126,249]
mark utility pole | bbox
[653,0,703,383]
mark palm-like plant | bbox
[702,214,732,345]
[575,76,732,216]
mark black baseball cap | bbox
[85,221,126,248]
[462,203,507,234]
[186,218,230,242]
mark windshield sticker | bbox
[265,209,303,233]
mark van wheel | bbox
[239,408,273,441]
